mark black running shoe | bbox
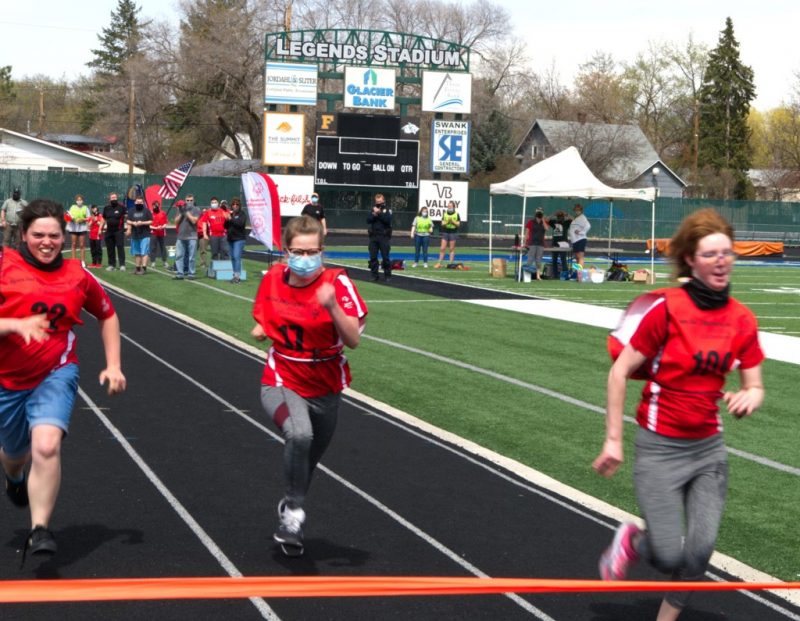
[5,472,28,508]
[21,525,57,567]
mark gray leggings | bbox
[260,385,340,509]
[633,427,728,609]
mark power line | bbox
[0,20,98,33]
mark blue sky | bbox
[1,0,798,110]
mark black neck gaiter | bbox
[682,277,730,310]
[20,243,64,272]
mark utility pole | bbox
[127,78,135,174]
[37,88,45,138]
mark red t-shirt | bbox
[204,209,228,237]
[252,265,368,398]
[196,211,207,238]
[609,287,764,438]
[0,249,116,390]
[150,211,168,237]
[88,215,104,240]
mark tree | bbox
[697,17,755,199]
[573,52,634,124]
[471,107,512,175]
[0,66,14,125]
[88,0,147,76]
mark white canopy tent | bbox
[488,146,657,279]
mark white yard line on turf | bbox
[78,388,280,620]
[465,298,800,365]
[99,283,800,612]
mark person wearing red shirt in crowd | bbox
[0,199,126,560]
[251,215,367,557]
[203,197,230,261]
[87,205,104,267]
[593,209,764,621]
[148,200,169,268]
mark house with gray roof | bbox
[514,119,686,198]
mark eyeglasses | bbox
[696,249,736,260]
[287,248,323,257]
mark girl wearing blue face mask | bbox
[250,215,368,557]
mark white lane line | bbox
[77,388,279,620]
[100,286,800,611]
[117,332,556,620]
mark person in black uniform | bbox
[300,192,327,237]
[102,192,127,271]
[366,193,392,282]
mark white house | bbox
[0,128,145,174]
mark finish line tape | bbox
[0,576,798,603]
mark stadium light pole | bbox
[650,167,660,282]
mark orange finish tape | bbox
[0,577,798,603]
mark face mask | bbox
[76,200,83,206]
[421,211,428,218]
[13,192,20,200]
[447,208,455,214]
[210,202,219,209]
[110,199,118,206]
[135,203,144,210]
[186,200,194,207]
[287,253,323,277]
[311,197,318,204]
[153,206,160,213]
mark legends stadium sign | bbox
[266,29,470,72]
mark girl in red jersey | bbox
[0,199,126,561]
[593,209,764,621]
[251,215,367,556]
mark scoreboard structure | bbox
[314,113,420,189]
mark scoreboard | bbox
[314,112,420,188]
[315,137,419,188]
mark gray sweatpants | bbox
[633,427,728,609]
[260,385,340,509]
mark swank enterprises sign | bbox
[266,30,470,72]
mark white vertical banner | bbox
[241,172,282,251]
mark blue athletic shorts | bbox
[0,363,79,459]
[131,237,151,256]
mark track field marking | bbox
[99,284,800,611]
[77,388,280,620]
[116,328,555,619]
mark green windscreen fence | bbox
[3,169,800,242]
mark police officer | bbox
[366,193,392,282]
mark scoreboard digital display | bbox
[315,136,420,188]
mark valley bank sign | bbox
[267,30,470,71]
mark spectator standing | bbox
[366,193,392,282]
[568,203,591,268]
[525,208,549,280]
[409,207,433,268]
[149,200,168,267]
[225,197,247,284]
[547,210,572,278]
[204,197,230,261]
[300,192,327,236]
[127,198,153,275]
[189,195,208,269]
[102,192,127,271]
[435,201,460,268]
[1,187,28,249]
[87,205,104,267]
[0,199,125,559]
[66,194,89,263]
[173,198,200,280]
[593,209,764,621]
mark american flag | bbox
[158,160,194,199]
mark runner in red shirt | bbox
[593,209,764,621]
[0,199,126,560]
[251,215,367,556]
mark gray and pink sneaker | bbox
[599,522,642,580]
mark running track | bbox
[1,275,798,620]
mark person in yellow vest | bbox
[435,201,460,268]
[67,194,90,264]
[409,207,433,267]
